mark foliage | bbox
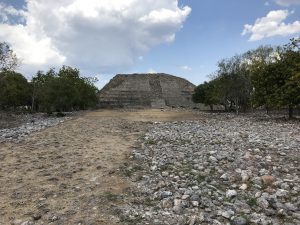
[192,81,218,110]
[0,42,19,72]
[0,43,98,113]
[215,55,252,113]
[246,46,278,110]
[250,38,300,118]
[32,66,99,112]
[194,55,252,113]
[0,71,31,109]
[193,37,300,118]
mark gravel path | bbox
[0,111,147,225]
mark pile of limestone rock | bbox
[0,114,69,143]
[120,113,300,225]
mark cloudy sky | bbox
[0,0,300,88]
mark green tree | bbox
[76,77,99,109]
[214,55,252,113]
[251,38,300,118]
[32,69,57,112]
[193,81,218,111]
[270,50,300,118]
[245,45,277,112]
[0,71,31,109]
[32,66,98,112]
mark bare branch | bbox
[0,42,19,72]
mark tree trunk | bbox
[288,105,294,119]
[31,95,35,112]
[266,105,270,115]
[235,97,239,115]
[229,101,233,112]
[222,103,228,112]
[31,82,36,112]
[210,105,214,112]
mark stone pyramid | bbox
[98,73,196,108]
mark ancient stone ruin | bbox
[98,73,196,108]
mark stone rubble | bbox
[120,113,300,225]
[0,115,69,143]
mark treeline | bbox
[193,38,300,118]
[0,42,99,112]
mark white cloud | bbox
[273,0,300,6]
[242,10,300,41]
[180,65,192,71]
[0,23,66,65]
[0,0,191,76]
[148,68,157,74]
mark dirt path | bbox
[0,109,200,225]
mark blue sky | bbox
[131,0,300,85]
[0,0,300,87]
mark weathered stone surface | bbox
[98,73,198,108]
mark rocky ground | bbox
[0,113,70,143]
[119,113,300,225]
[1,110,299,225]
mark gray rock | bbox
[161,191,173,198]
[188,215,197,225]
[190,194,200,202]
[161,171,169,177]
[257,197,269,209]
[191,201,199,207]
[226,190,237,198]
[221,209,234,219]
[285,203,297,212]
[209,156,218,162]
[220,173,229,181]
[232,216,248,225]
